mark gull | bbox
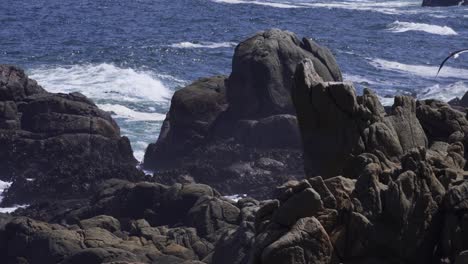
[436,49,468,77]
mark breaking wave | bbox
[387,21,458,35]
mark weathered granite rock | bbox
[293,58,427,178]
[226,28,342,119]
[0,65,143,205]
[144,76,228,169]
[143,29,343,199]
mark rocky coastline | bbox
[1,29,468,264]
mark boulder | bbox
[1,217,85,264]
[272,188,323,226]
[417,100,468,142]
[226,28,342,119]
[144,76,227,169]
[259,217,333,264]
[79,215,121,232]
[61,247,141,264]
[0,65,142,205]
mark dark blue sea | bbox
[1,0,467,161]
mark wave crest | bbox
[418,81,468,102]
[98,103,166,122]
[369,58,468,79]
[387,21,458,35]
[29,63,173,103]
[210,0,302,8]
[170,41,237,49]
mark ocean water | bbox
[0,0,467,163]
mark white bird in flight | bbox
[436,49,468,77]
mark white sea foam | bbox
[133,141,150,162]
[0,180,28,213]
[418,81,468,102]
[0,180,12,203]
[299,0,418,15]
[378,96,395,106]
[344,73,378,86]
[170,41,237,49]
[210,0,302,8]
[98,104,166,122]
[224,194,247,202]
[208,0,445,15]
[387,21,458,35]
[29,63,172,103]
[0,205,29,214]
[369,58,468,79]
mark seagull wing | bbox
[436,49,468,77]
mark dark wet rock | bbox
[61,247,141,264]
[259,217,333,264]
[417,100,468,142]
[188,195,240,240]
[0,65,142,205]
[234,114,302,148]
[144,29,342,199]
[226,28,341,119]
[144,76,228,169]
[211,221,255,264]
[0,215,211,264]
[272,188,323,226]
[1,217,85,264]
[293,59,427,178]
[422,0,467,7]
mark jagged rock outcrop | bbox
[144,29,342,199]
[219,58,468,264]
[0,65,143,205]
[292,59,428,178]
[210,143,467,264]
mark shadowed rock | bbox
[292,59,427,178]
[143,29,342,199]
[0,65,143,205]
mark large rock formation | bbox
[292,59,428,178]
[209,59,468,264]
[0,65,143,205]
[144,29,342,199]
[422,0,467,6]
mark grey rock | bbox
[272,188,323,226]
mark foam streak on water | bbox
[387,21,458,35]
[0,180,28,213]
[29,63,172,103]
[369,58,468,79]
[170,42,237,49]
[210,0,302,8]
[418,81,468,102]
[98,104,166,122]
